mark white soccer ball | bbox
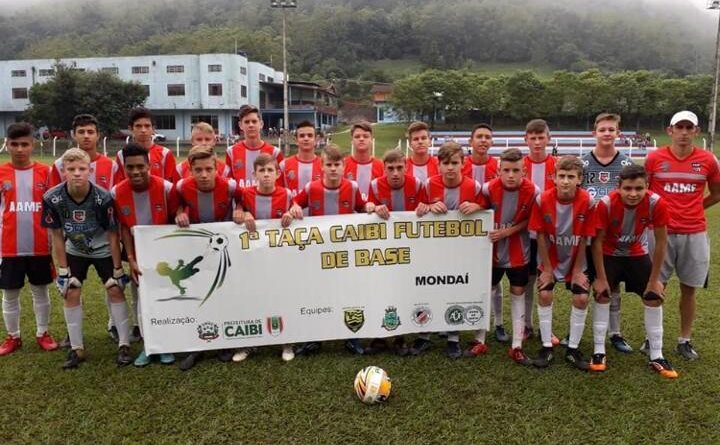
[354,366,391,404]
[208,234,229,251]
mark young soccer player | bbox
[279,120,322,196]
[42,148,132,369]
[0,123,58,356]
[176,122,226,179]
[289,144,367,356]
[116,108,179,183]
[462,123,498,184]
[591,165,677,377]
[529,156,595,370]
[412,142,487,359]
[474,148,539,365]
[233,153,295,362]
[405,121,439,183]
[111,143,178,367]
[582,113,635,353]
[343,121,383,200]
[224,105,284,188]
[645,110,720,360]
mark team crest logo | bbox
[121,206,131,216]
[152,162,161,170]
[288,171,297,180]
[50,195,61,204]
[661,161,671,172]
[611,218,620,226]
[543,214,552,224]
[577,213,586,222]
[235,161,243,170]
[99,175,107,183]
[381,306,401,331]
[598,172,610,183]
[2,180,12,191]
[341,200,350,208]
[464,305,484,325]
[640,217,649,225]
[411,306,432,327]
[444,305,465,325]
[344,308,365,333]
[36,182,47,190]
[691,162,702,173]
[197,322,220,342]
[311,200,321,210]
[409,196,416,204]
[266,316,284,336]
[72,210,86,222]
[347,173,355,180]
[154,204,164,212]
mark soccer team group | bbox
[1,105,718,378]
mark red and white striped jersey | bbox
[481,178,539,268]
[462,156,498,184]
[224,141,284,188]
[405,157,439,183]
[423,175,487,210]
[0,162,51,257]
[50,153,121,190]
[116,144,179,184]
[173,175,241,223]
[529,188,595,281]
[111,176,176,228]
[293,179,366,216]
[241,186,293,220]
[523,155,556,193]
[596,190,668,257]
[343,156,384,199]
[279,155,322,196]
[176,158,227,180]
[368,175,425,211]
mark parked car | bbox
[153,133,167,142]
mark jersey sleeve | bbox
[223,148,233,178]
[41,196,62,229]
[528,195,543,233]
[652,196,670,228]
[165,180,179,222]
[581,201,596,238]
[473,180,489,208]
[278,159,288,188]
[49,163,62,187]
[165,151,180,183]
[354,184,367,212]
[293,182,310,208]
[707,153,720,184]
[367,180,380,205]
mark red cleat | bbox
[0,335,22,356]
[463,341,489,357]
[36,332,58,351]
[508,347,533,366]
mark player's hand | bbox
[56,267,81,297]
[281,212,293,228]
[365,202,376,214]
[593,277,610,300]
[244,214,256,232]
[105,267,130,290]
[429,201,448,214]
[374,204,390,220]
[458,201,481,215]
[175,212,190,227]
[488,228,507,243]
[415,203,430,217]
[644,280,664,300]
[289,204,304,220]
[571,270,589,291]
[537,270,554,291]
[129,259,142,285]
[232,208,245,225]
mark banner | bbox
[134,211,494,354]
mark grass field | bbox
[1,126,719,444]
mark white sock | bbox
[678,337,690,344]
[644,305,663,360]
[106,292,114,330]
[474,329,486,343]
[608,291,621,336]
[130,283,140,327]
[64,305,84,350]
[110,301,131,347]
[537,304,553,347]
[2,289,21,338]
[492,284,503,327]
[592,302,610,355]
[447,332,459,343]
[568,306,588,349]
[525,275,536,329]
[29,284,51,336]
[510,292,524,349]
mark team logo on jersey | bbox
[577,213,586,222]
[381,306,401,331]
[640,217,649,225]
[1,181,11,191]
[691,162,702,173]
[288,171,297,180]
[660,161,671,172]
[234,161,244,170]
[152,162,161,170]
[36,181,47,190]
[50,194,61,204]
[197,322,220,342]
[411,306,432,327]
[121,206,131,216]
[611,218,621,227]
[409,196,416,204]
[598,172,610,183]
[311,200,321,210]
[344,308,365,333]
[154,204,164,212]
[346,173,355,180]
[266,316,284,336]
[543,214,552,224]
[341,200,350,208]
[72,210,86,222]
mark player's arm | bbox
[591,229,610,297]
[165,152,180,183]
[289,186,309,219]
[647,225,667,296]
[120,225,141,284]
[571,237,589,289]
[535,233,554,289]
[489,219,528,243]
[703,181,720,209]
[51,228,69,270]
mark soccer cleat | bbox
[217,349,235,363]
[494,325,510,343]
[564,347,590,371]
[409,338,432,356]
[62,349,86,370]
[589,353,607,372]
[133,350,151,367]
[36,332,58,351]
[648,358,679,379]
[59,334,71,349]
[281,345,295,362]
[533,346,554,368]
[363,338,387,355]
[129,326,142,343]
[179,351,202,371]
[345,339,364,355]
[0,335,22,356]
[508,347,533,366]
[232,348,251,362]
[463,341,489,357]
[117,345,132,367]
[392,337,409,357]
[610,334,633,353]
[108,326,119,343]
[294,341,322,356]
[639,339,650,357]
[676,341,699,361]
[445,341,462,359]
[159,353,175,365]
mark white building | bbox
[0,53,291,139]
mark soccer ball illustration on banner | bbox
[354,366,391,404]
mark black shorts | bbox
[538,277,589,295]
[528,239,538,272]
[604,254,652,297]
[585,245,596,283]
[0,256,55,289]
[67,254,114,283]
[492,265,530,287]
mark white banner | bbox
[134,211,494,354]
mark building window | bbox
[11,70,26,77]
[208,64,222,72]
[191,115,219,129]
[208,83,223,96]
[155,115,176,130]
[259,73,266,82]
[12,88,28,99]
[132,66,149,74]
[141,85,150,96]
[268,77,274,83]
[166,65,184,74]
[240,67,247,75]
[241,85,247,98]
[101,67,119,74]
[39,69,54,77]
[167,84,185,96]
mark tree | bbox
[26,63,148,135]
